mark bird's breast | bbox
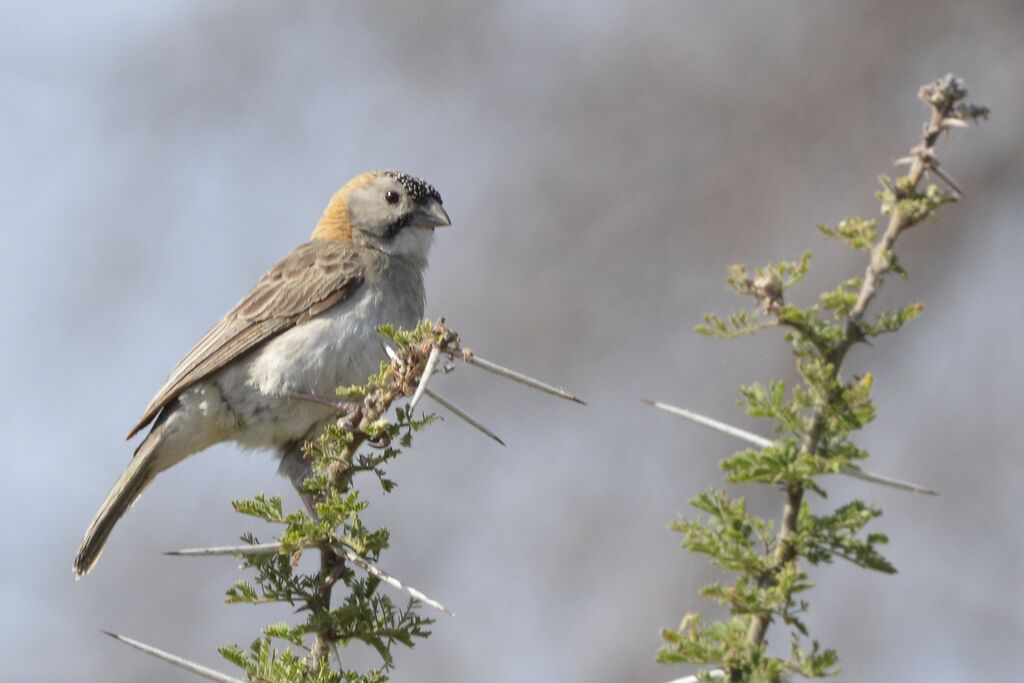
[205,260,425,450]
[247,275,424,399]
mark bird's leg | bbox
[296,487,320,519]
[279,445,320,519]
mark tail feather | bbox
[74,427,165,577]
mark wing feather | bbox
[126,241,364,439]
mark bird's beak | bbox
[410,197,451,229]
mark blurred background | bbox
[2,1,1021,681]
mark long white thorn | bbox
[165,543,280,557]
[644,400,938,495]
[101,631,247,683]
[425,388,506,447]
[662,669,726,683]
[644,400,772,447]
[409,345,440,414]
[460,353,586,405]
[837,467,937,495]
[166,542,455,616]
[335,546,454,616]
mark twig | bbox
[409,345,440,414]
[166,542,455,617]
[642,400,937,495]
[101,631,246,683]
[458,352,586,404]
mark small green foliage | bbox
[818,217,877,251]
[861,302,924,337]
[877,178,955,227]
[658,615,781,682]
[819,278,862,319]
[234,494,286,523]
[219,638,387,683]
[221,324,449,682]
[905,184,956,226]
[725,253,812,298]
[696,310,764,339]
[677,490,773,575]
[739,381,804,434]
[795,501,896,574]
[697,254,813,339]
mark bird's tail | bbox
[74,424,167,577]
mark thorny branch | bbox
[742,74,987,655]
[303,319,583,666]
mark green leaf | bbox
[818,216,877,251]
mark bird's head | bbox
[312,170,450,262]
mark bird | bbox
[74,170,451,577]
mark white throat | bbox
[380,226,435,264]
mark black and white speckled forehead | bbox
[380,170,442,204]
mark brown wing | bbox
[126,240,365,439]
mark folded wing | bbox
[126,241,365,439]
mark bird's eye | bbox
[385,190,400,205]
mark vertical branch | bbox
[309,325,459,667]
[310,550,336,666]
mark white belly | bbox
[205,282,420,450]
[248,285,395,398]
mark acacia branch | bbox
[743,74,985,654]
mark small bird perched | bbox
[74,170,450,577]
